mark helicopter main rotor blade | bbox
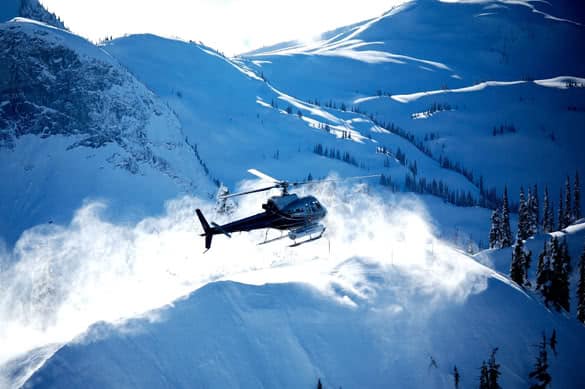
[289,174,381,187]
[247,168,280,183]
[219,185,279,199]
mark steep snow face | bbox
[244,0,585,200]
[0,19,216,243]
[20,261,585,388]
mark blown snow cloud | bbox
[0,180,492,387]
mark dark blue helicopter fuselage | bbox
[215,194,326,233]
[196,194,327,249]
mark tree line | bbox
[313,143,361,168]
[489,173,581,250]
[488,173,585,325]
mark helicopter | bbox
[195,169,379,250]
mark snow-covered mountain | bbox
[0,0,584,388]
[0,19,216,244]
[245,0,585,200]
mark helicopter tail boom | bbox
[196,209,214,250]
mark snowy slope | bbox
[0,1,584,388]
[246,0,585,96]
[21,279,585,389]
[0,18,506,388]
[19,217,585,389]
[0,19,216,244]
[103,33,496,246]
[245,0,585,200]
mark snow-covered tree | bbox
[500,187,512,247]
[518,187,530,240]
[529,185,539,235]
[510,236,527,286]
[577,243,585,324]
[550,237,570,312]
[489,208,502,249]
[574,171,581,221]
[542,187,553,233]
[536,241,552,305]
[215,185,236,215]
[528,334,551,389]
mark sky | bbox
[40,0,404,55]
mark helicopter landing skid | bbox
[257,232,288,246]
[289,228,326,247]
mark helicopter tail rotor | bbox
[196,209,214,250]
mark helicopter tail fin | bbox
[196,209,213,250]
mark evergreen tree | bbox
[536,241,552,306]
[489,208,502,249]
[528,185,539,235]
[543,187,553,233]
[500,187,512,247]
[575,171,581,221]
[215,185,236,215]
[558,189,565,230]
[524,247,533,287]
[479,362,489,389]
[560,239,572,311]
[577,244,585,324]
[528,334,551,389]
[549,237,561,307]
[532,184,540,229]
[549,329,557,356]
[487,348,501,389]
[511,236,527,286]
[550,237,570,312]
[454,366,460,389]
[564,176,572,227]
[317,378,323,389]
[518,187,531,240]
